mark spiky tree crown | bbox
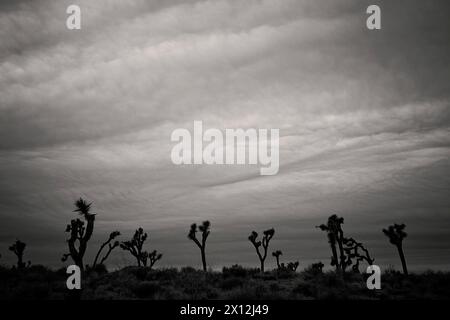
[248,231,261,247]
[122,228,147,248]
[9,240,26,255]
[188,223,197,240]
[318,214,344,232]
[199,221,210,232]
[188,221,211,240]
[272,250,282,257]
[383,223,407,246]
[73,198,94,218]
[109,231,121,240]
[263,228,275,239]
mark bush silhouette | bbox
[93,231,120,268]
[120,228,162,268]
[62,198,95,271]
[248,228,274,273]
[313,262,324,272]
[383,223,408,275]
[317,215,347,271]
[9,239,29,269]
[287,261,299,272]
[188,221,210,271]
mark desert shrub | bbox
[292,279,320,298]
[259,273,277,281]
[274,268,297,279]
[128,266,150,280]
[181,266,197,274]
[222,265,260,278]
[132,281,162,298]
[87,263,108,275]
[145,268,178,282]
[226,282,271,300]
[220,277,244,290]
[182,276,217,299]
[269,282,280,292]
[222,264,247,278]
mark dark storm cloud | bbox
[0,0,449,270]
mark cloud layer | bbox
[1,0,449,270]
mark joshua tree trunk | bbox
[93,242,108,267]
[260,260,264,273]
[201,248,207,272]
[337,230,346,270]
[330,242,339,271]
[397,244,408,275]
[68,236,84,271]
[18,255,24,269]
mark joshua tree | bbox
[317,214,347,271]
[62,198,95,271]
[248,228,275,273]
[272,250,282,269]
[343,237,374,273]
[120,228,162,268]
[9,240,28,269]
[383,223,408,275]
[188,221,210,271]
[92,231,121,268]
[148,250,163,269]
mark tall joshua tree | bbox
[188,221,210,271]
[93,231,121,268]
[317,214,347,271]
[62,198,95,271]
[248,228,275,273]
[272,250,282,269]
[9,240,28,269]
[120,228,162,268]
[383,223,408,275]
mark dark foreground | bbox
[1,264,450,300]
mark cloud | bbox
[0,0,449,269]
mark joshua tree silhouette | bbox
[188,221,210,271]
[383,223,408,275]
[248,228,275,273]
[272,249,299,272]
[120,228,162,268]
[9,239,28,269]
[317,215,347,271]
[62,198,95,271]
[343,237,374,273]
[93,231,121,268]
[272,250,282,269]
[148,250,163,269]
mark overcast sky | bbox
[1,0,449,271]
